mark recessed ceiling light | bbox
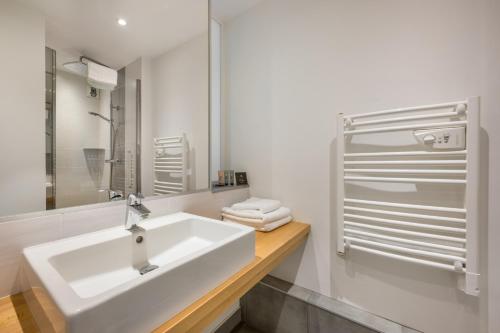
[117,18,127,26]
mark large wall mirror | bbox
[0,0,209,217]
[209,1,264,189]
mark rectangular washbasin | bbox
[22,212,255,333]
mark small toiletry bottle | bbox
[218,170,225,186]
[230,170,235,186]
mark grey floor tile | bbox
[308,305,378,333]
[215,309,242,333]
[231,323,264,333]
[243,283,308,333]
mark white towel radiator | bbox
[336,97,480,296]
[153,134,188,195]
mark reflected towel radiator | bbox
[153,134,188,195]
[336,97,480,296]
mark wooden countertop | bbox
[0,222,310,333]
[0,294,39,333]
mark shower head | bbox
[63,57,117,91]
[63,61,88,77]
[88,112,112,123]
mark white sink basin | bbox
[21,212,255,333]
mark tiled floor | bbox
[232,323,263,333]
[239,276,420,333]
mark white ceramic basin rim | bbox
[22,212,255,333]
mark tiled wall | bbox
[0,188,249,298]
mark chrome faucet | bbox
[125,193,151,231]
[108,189,123,201]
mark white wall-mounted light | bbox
[117,18,127,26]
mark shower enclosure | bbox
[109,68,141,198]
[110,68,127,197]
[91,67,141,201]
[45,49,140,209]
[45,47,56,210]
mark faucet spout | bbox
[129,203,151,217]
[125,193,150,231]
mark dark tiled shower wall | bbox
[110,68,126,193]
[236,276,420,333]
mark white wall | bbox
[480,0,500,331]
[210,19,222,182]
[222,9,273,196]
[223,0,499,332]
[0,0,45,216]
[55,71,110,208]
[150,34,210,191]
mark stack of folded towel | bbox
[222,197,292,232]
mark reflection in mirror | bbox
[0,0,209,217]
[210,1,261,191]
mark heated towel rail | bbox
[153,135,188,195]
[336,97,480,296]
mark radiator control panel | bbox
[414,127,466,149]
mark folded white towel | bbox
[231,197,281,214]
[222,206,291,223]
[223,215,292,232]
[222,213,269,225]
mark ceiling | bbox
[19,0,208,69]
[211,0,266,22]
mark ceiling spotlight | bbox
[117,18,127,26]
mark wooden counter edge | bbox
[153,221,310,333]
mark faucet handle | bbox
[127,193,143,205]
